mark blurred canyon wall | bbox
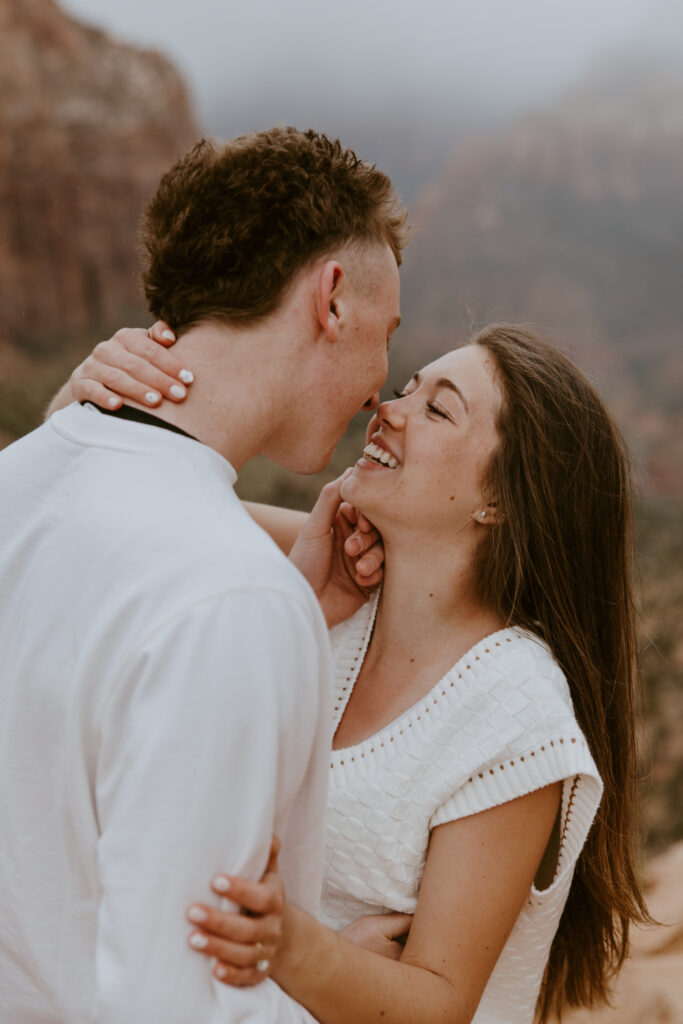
[400,49,683,500]
[0,0,197,379]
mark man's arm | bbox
[242,502,309,556]
[95,587,328,1023]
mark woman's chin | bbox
[339,468,360,505]
[340,467,385,524]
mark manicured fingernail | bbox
[178,369,194,384]
[216,965,228,979]
[187,905,208,923]
[357,557,372,574]
[107,396,119,408]
[190,933,209,949]
[170,384,186,399]
[212,875,230,893]
[145,391,160,405]
[162,329,176,341]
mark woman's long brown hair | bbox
[472,324,649,1020]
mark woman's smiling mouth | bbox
[361,442,399,469]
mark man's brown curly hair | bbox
[140,127,409,332]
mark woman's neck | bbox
[331,533,507,751]
[365,536,505,673]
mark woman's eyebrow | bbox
[412,372,469,414]
[436,377,469,413]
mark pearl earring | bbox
[481,511,487,518]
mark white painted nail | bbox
[178,369,194,384]
[107,396,119,408]
[187,905,208,923]
[161,329,176,341]
[145,391,160,405]
[169,384,186,399]
[190,933,209,949]
[216,965,228,979]
[212,876,230,893]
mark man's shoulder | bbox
[13,406,318,627]
[128,483,326,645]
[207,501,315,604]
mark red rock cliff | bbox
[0,0,198,352]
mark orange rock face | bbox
[0,0,198,351]
[560,842,683,1024]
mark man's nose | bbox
[362,391,381,412]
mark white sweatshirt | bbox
[0,403,330,1024]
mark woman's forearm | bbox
[45,379,74,420]
[274,907,466,1024]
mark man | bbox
[0,128,405,1022]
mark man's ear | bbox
[316,260,344,343]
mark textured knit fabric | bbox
[321,590,602,1024]
[0,403,327,1024]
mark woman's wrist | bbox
[271,904,340,995]
[45,379,75,420]
[270,904,311,984]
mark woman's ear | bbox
[316,260,344,343]
[474,502,505,525]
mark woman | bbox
[68,323,647,1023]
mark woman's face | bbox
[341,345,503,537]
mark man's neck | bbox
[121,320,296,470]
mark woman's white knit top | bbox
[320,592,602,1024]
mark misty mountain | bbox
[398,48,683,498]
[204,87,510,204]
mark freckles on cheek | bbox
[431,458,452,486]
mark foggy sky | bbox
[60,0,664,126]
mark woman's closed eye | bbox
[427,401,450,419]
[392,387,453,421]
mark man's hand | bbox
[340,913,413,960]
[290,473,384,628]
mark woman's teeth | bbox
[363,443,398,469]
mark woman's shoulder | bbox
[455,625,571,709]
[430,626,602,833]
[486,622,561,669]
[429,625,586,770]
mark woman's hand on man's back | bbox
[69,321,193,409]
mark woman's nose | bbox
[362,391,381,411]
[376,397,406,428]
